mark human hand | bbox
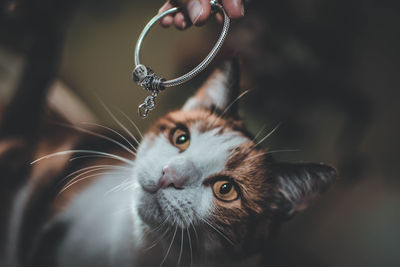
[158,0,245,30]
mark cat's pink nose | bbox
[158,165,186,189]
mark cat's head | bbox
[134,58,336,257]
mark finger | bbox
[160,15,174,28]
[222,0,245,19]
[173,12,190,30]
[182,0,211,26]
[159,1,174,13]
[159,1,175,27]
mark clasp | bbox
[138,93,157,118]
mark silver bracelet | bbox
[133,0,230,118]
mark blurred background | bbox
[0,0,399,266]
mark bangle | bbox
[133,0,230,118]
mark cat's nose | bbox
[158,159,200,189]
[158,165,185,189]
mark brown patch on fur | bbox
[148,109,251,141]
[13,109,133,222]
[209,142,272,246]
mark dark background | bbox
[0,0,399,266]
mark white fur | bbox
[57,173,142,267]
[206,72,230,109]
[183,71,230,111]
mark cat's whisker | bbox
[210,90,250,129]
[143,220,171,251]
[222,90,250,116]
[245,149,301,162]
[124,181,141,191]
[244,152,268,162]
[62,169,120,190]
[31,150,134,166]
[110,204,133,216]
[200,217,234,246]
[151,216,171,234]
[104,178,135,196]
[252,123,267,142]
[190,221,199,244]
[256,123,282,146]
[63,167,116,188]
[115,107,144,140]
[187,228,193,267]
[59,164,121,186]
[52,122,136,156]
[142,227,161,249]
[69,154,127,162]
[66,165,128,184]
[142,229,168,251]
[177,228,184,267]
[159,225,178,267]
[58,171,113,196]
[80,122,137,152]
[96,96,142,147]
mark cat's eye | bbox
[212,180,239,202]
[172,129,190,151]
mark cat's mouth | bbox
[167,184,184,190]
[138,185,198,229]
[140,181,184,193]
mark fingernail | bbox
[158,2,168,13]
[181,20,187,29]
[161,15,173,26]
[240,4,245,16]
[188,0,203,24]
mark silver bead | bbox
[151,76,165,91]
[210,0,222,10]
[132,64,148,83]
[140,73,155,91]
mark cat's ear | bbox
[270,162,337,218]
[182,57,241,116]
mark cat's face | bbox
[135,108,270,244]
[134,59,336,254]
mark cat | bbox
[3,58,336,267]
